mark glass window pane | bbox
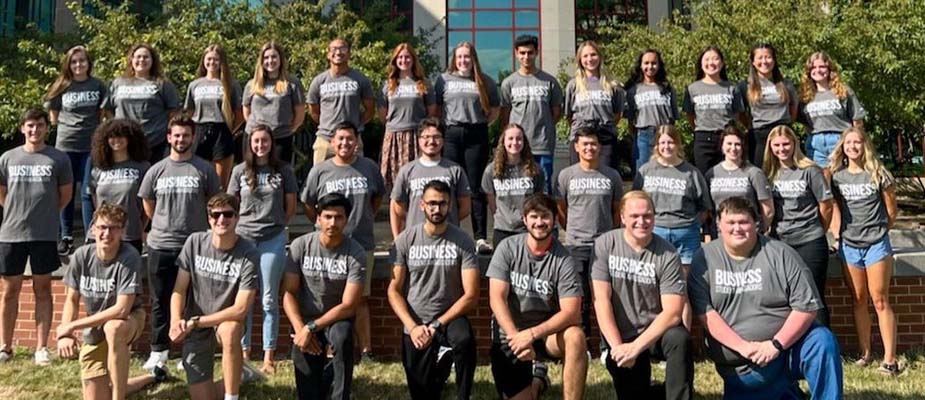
[448,31,473,49]
[475,31,513,81]
[475,0,511,7]
[448,11,472,28]
[448,0,472,8]
[515,11,538,27]
[515,0,539,7]
[474,11,512,28]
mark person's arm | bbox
[387,265,418,332]
[488,106,500,125]
[0,185,7,207]
[169,268,191,341]
[489,279,520,341]
[309,104,321,124]
[390,200,407,238]
[760,199,774,231]
[433,268,479,326]
[685,113,696,128]
[700,310,756,358]
[884,186,898,229]
[280,272,313,353]
[377,105,388,125]
[818,199,834,232]
[529,296,580,339]
[427,104,439,118]
[243,105,252,122]
[457,195,471,221]
[486,194,497,214]
[612,294,684,367]
[291,104,306,133]
[551,105,562,123]
[611,199,621,228]
[284,193,297,223]
[592,280,624,347]
[233,107,245,133]
[197,288,256,328]
[751,309,816,366]
[852,119,864,130]
[56,287,81,358]
[556,199,568,228]
[60,294,136,337]
[500,106,511,127]
[371,194,383,215]
[362,98,375,126]
[49,110,60,125]
[58,183,73,211]
[143,199,156,220]
[314,282,362,329]
[303,201,317,222]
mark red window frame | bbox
[446,1,543,73]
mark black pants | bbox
[790,235,831,326]
[147,247,181,352]
[276,135,294,165]
[748,124,786,169]
[292,319,355,400]
[444,123,489,240]
[492,228,522,249]
[149,141,168,165]
[566,245,593,347]
[692,130,723,176]
[604,325,693,400]
[401,316,476,400]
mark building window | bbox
[575,0,647,43]
[446,0,541,81]
[2,0,55,35]
[348,0,413,33]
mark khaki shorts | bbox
[79,308,146,380]
[363,251,375,297]
[312,135,364,165]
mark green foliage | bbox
[0,0,440,137]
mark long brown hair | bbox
[123,44,165,81]
[253,41,290,97]
[197,44,236,130]
[492,124,539,178]
[243,125,284,192]
[447,42,491,116]
[746,43,789,105]
[91,119,150,169]
[387,43,428,96]
[45,46,94,101]
[799,51,848,103]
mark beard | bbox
[527,225,552,241]
[425,211,447,225]
[171,142,191,154]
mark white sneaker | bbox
[599,348,609,365]
[176,360,185,372]
[241,361,266,383]
[0,349,11,363]
[476,239,493,254]
[34,347,51,366]
[143,350,169,372]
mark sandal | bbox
[877,362,901,376]
[853,356,872,367]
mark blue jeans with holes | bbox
[719,324,843,400]
[242,230,288,351]
[805,131,842,167]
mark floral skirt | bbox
[380,129,418,193]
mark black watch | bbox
[189,316,201,329]
[771,338,786,352]
[306,320,318,333]
[429,320,443,330]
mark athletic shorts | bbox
[489,339,557,398]
[79,308,146,380]
[362,251,375,297]
[653,222,702,264]
[182,328,221,384]
[841,235,893,268]
[0,241,59,276]
[195,122,235,161]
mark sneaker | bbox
[241,361,266,383]
[176,360,185,372]
[151,365,170,383]
[599,348,609,365]
[476,239,493,255]
[532,361,550,394]
[34,347,51,366]
[142,350,169,372]
[854,356,872,367]
[0,348,12,363]
[878,362,901,376]
[57,237,74,256]
[436,346,454,371]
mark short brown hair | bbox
[168,115,196,134]
[208,193,240,214]
[20,108,49,126]
[92,202,128,227]
[619,190,655,214]
[522,193,557,218]
[717,196,758,222]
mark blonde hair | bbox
[387,43,428,96]
[253,41,289,97]
[650,124,686,162]
[574,41,614,95]
[619,190,655,214]
[197,44,236,130]
[46,45,93,101]
[762,125,816,182]
[447,42,491,116]
[829,127,891,187]
[799,51,848,103]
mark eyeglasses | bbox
[209,210,237,219]
[95,224,124,232]
[424,200,449,209]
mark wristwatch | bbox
[189,316,201,329]
[771,338,785,352]
[429,320,443,330]
[306,320,318,333]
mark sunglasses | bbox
[209,210,237,219]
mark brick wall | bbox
[9,275,925,359]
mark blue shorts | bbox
[805,131,841,167]
[654,222,702,264]
[840,235,893,268]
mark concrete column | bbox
[414,1,447,72]
[539,0,575,75]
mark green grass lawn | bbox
[0,347,922,399]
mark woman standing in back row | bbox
[243,41,306,164]
[564,40,624,169]
[624,49,678,177]
[738,43,797,168]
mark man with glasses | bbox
[308,37,375,165]
[169,193,259,400]
[390,117,471,238]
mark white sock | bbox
[224,395,239,400]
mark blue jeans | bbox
[635,126,656,172]
[805,131,841,167]
[653,222,702,264]
[719,324,843,400]
[242,230,288,351]
[59,151,91,239]
[534,154,554,194]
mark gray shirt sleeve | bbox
[687,249,712,315]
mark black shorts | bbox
[489,339,557,397]
[0,241,60,276]
[195,122,235,161]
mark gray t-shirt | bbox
[706,163,771,221]
[393,224,478,324]
[0,146,73,242]
[624,83,678,128]
[500,70,564,156]
[564,77,625,140]
[738,78,798,129]
[301,157,385,250]
[486,233,581,342]
[770,165,832,245]
[286,232,366,319]
[184,77,243,125]
[177,232,259,318]
[832,168,894,247]
[633,160,711,228]
[138,157,221,250]
[682,80,745,132]
[591,229,686,341]
[434,72,500,125]
[227,163,298,242]
[45,77,108,153]
[243,77,306,139]
[689,236,822,368]
[378,78,435,132]
[481,162,545,232]
[554,164,624,247]
[307,69,375,138]
[104,77,180,147]
[390,158,471,230]
[799,88,866,134]
[64,243,144,314]
[89,160,150,241]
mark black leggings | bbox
[444,123,489,240]
[789,235,831,326]
[692,130,722,176]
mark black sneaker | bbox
[878,362,901,376]
[151,365,170,383]
[532,361,550,394]
[57,237,74,256]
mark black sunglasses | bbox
[209,210,237,219]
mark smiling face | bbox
[810,58,830,84]
[842,131,865,163]
[208,205,238,236]
[752,48,775,76]
[515,45,537,70]
[503,127,525,157]
[575,134,600,162]
[621,197,655,242]
[641,52,660,81]
[249,129,273,160]
[331,128,358,160]
[203,50,222,75]
[722,134,744,163]
[108,134,128,153]
[719,209,757,250]
[656,132,678,159]
[69,50,90,79]
[417,126,444,157]
[701,49,723,78]
[20,118,48,145]
[579,45,600,74]
[327,39,350,66]
[769,134,795,163]
[262,48,281,74]
[523,208,554,241]
[168,125,194,154]
[93,215,124,250]
[131,47,153,76]
[396,49,413,72]
[454,46,473,73]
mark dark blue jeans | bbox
[718,324,842,400]
[533,154,554,194]
[59,151,92,239]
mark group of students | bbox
[0,31,900,400]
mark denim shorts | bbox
[840,235,893,268]
[653,222,702,264]
[805,131,841,167]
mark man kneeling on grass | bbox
[169,193,259,400]
[283,193,366,399]
[487,193,587,400]
[57,203,168,400]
